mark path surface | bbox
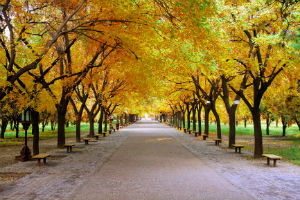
[1,120,299,200]
[71,121,253,200]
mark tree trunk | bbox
[282,116,287,137]
[42,122,46,132]
[120,114,123,126]
[56,104,67,148]
[104,112,108,132]
[192,104,196,132]
[228,111,236,147]
[211,105,221,139]
[51,120,55,130]
[276,119,278,127]
[197,105,202,136]
[125,113,128,124]
[295,119,300,131]
[252,109,263,158]
[186,104,191,131]
[89,114,95,137]
[15,121,19,138]
[266,113,270,136]
[75,116,81,142]
[204,106,210,136]
[1,118,8,139]
[10,120,14,130]
[32,110,40,156]
[98,107,104,134]
[244,119,247,128]
[182,111,185,129]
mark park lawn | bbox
[189,121,300,136]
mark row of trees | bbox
[0,0,176,154]
[155,0,300,158]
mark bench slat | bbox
[233,144,244,148]
[32,153,50,159]
[262,154,282,159]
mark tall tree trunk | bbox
[186,104,191,131]
[32,110,40,156]
[244,119,247,128]
[276,119,279,127]
[98,107,104,134]
[228,111,236,147]
[282,116,287,137]
[295,118,300,131]
[56,103,68,148]
[1,118,8,139]
[252,109,263,158]
[42,123,46,132]
[10,120,14,130]
[125,113,128,124]
[89,114,95,137]
[266,113,270,136]
[75,116,81,142]
[197,104,202,136]
[204,106,210,136]
[120,114,123,126]
[51,120,55,130]
[182,111,185,129]
[192,104,196,132]
[15,121,19,138]
[104,112,108,132]
[211,105,221,139]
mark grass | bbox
[188,121,300,136]
[265,147,300,165]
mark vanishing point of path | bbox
[1,120,299,200]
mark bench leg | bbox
[273,159,277,167]
[70,146,72,152]
[85,140,88,145]
[37,158,41,166]
[267,158,270,165]
[43,158,47,164]
[235,148,237,153]
[239,148,241,153]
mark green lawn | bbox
[186,121,300,136]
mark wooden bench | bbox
[262,154,282,167]
[32,153,50,165]
[83,138,90,145]
[214,139,222,146]
[64,144,75,153]
[232,144,244,153]
[94,134,100,140]
[202,134,208,140]
[103,132,107,137]
[192,131,198,137]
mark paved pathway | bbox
[71,120,253,200]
